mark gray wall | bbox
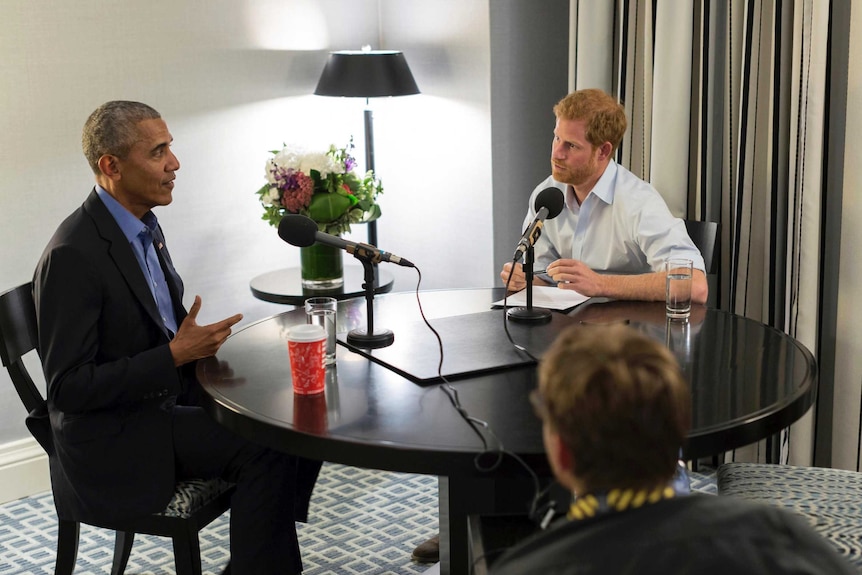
[490,0,570,282]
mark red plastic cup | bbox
[286,324,326,395]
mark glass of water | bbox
[665,258,693,319]
[304,297,337,364]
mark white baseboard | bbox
[0,437,50,504]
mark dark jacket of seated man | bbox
[490,323,855,575]
[491,493,851,575]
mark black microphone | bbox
[512,187,565,261]
[278,214,415,268]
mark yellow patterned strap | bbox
[567,486,676,521]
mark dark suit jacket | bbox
[490,495,857,575]
[33,189,318,525]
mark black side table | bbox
[249,267,395,305]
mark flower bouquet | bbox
[256,141,382,287]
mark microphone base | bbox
[507,307,553,324]
[347,328,395,349]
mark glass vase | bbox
[300,242,344,289]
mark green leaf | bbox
[362,204,382,222]
[307,193,352,223]
[255,183,273,202]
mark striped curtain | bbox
[568,0,830,466]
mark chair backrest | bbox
[684,220,719,275]
[0,282,53,453]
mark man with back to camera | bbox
[488,323,855,574]
[500,88,708,304]
[34,100,320,574]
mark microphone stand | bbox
[346,252,395,348]
[507,246,552,323]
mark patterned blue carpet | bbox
[0,463,438,575]
[0,464,716,574]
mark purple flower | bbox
[343,155,356,173]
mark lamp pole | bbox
[363,103,378,247]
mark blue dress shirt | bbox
[95,186,179,336]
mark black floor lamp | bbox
[314,48,420,247]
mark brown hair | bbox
[82,101,161,174]
[536,323,690,492]
[553,89,627,153]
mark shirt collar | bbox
[563,160,618,209]
[95,185,158,243]
[589,159,618,205]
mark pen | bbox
[533,269,569,283]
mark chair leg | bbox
[172,527,203,575]
[110,531,135,575]
[55,519,79,575]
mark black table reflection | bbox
[570,299,817,457]
[197,289,816,575]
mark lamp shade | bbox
[314,50,420,98]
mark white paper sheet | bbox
[493,285,590,311]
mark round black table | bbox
[197,288,817,575]
[249,266,394,305]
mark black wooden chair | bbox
[683,219,719,275]
[684,219,719,309]
[0,282,234,575]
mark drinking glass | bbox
[304,297,337,364]
[665,258,693,319]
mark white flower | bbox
[262,186,281,205]
[297,151,341,176]
[268,145,342,178]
